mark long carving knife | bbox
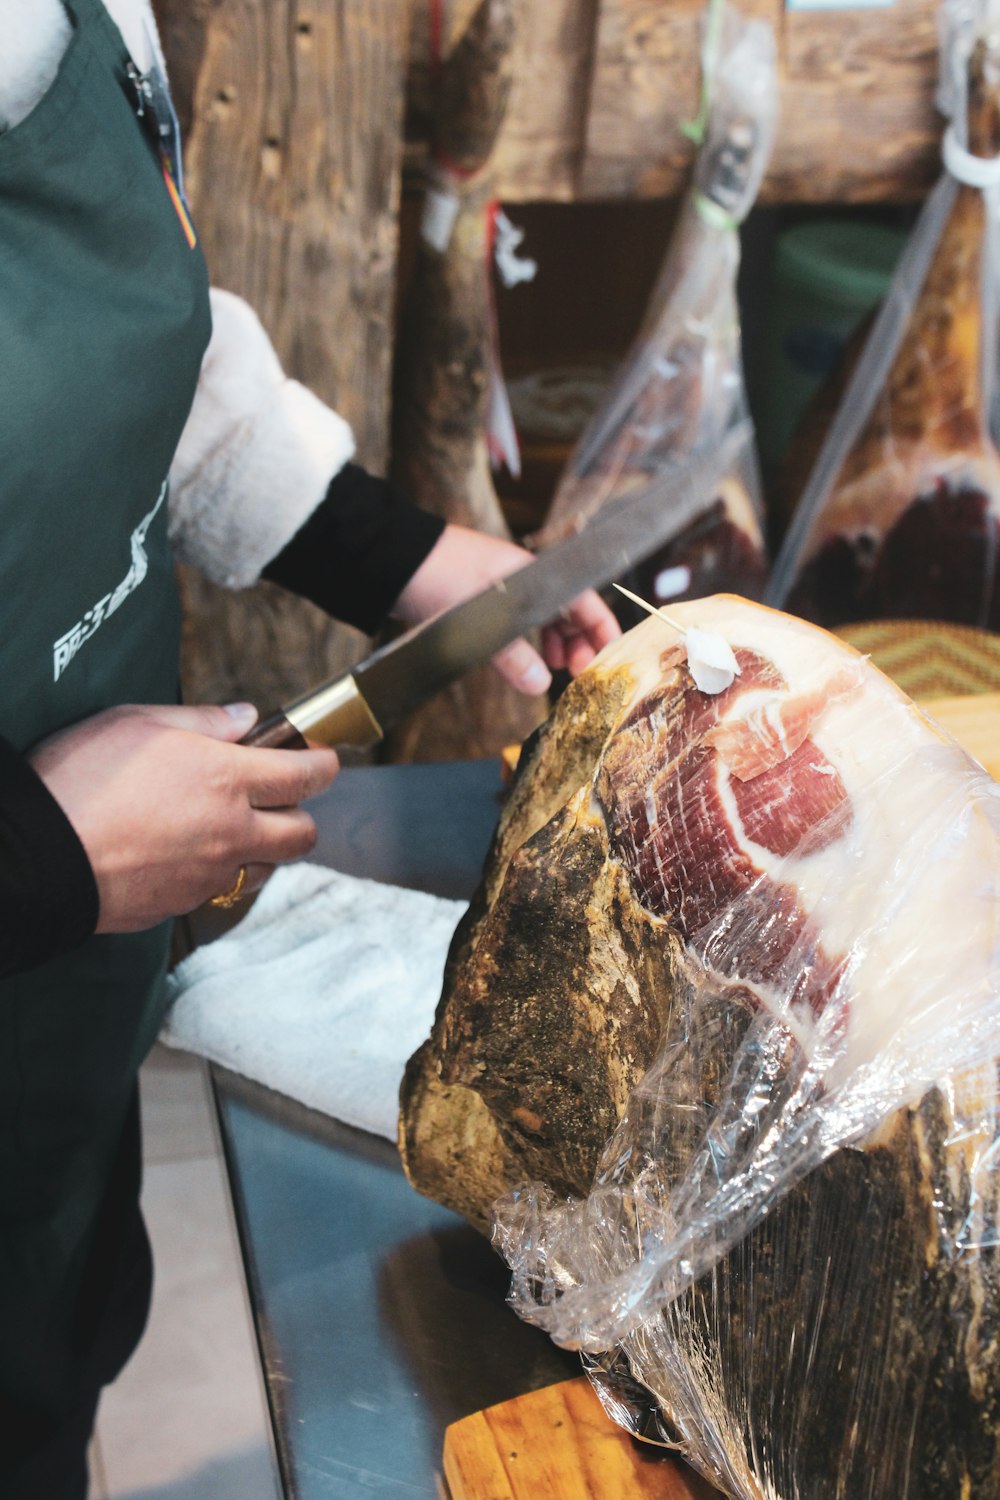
[242,450,730,750]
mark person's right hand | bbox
[28,703,339,934]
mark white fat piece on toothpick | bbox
[614,584,741,694]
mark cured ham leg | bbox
[388,0,545,762]
[535,10,773,609]
[784,36,1000,628]
[400,595,1000,1500]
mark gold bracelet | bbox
[210,865,248,909]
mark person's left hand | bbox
[392,524,621,696]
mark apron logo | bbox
[52,482,168,683]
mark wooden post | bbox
[154,0,411,719]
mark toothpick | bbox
[615,584,741,695]
[614,583,686,635]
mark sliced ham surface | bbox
[589,597,1000,1084]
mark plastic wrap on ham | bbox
[534,5,774,607]
[770,0,1000,629]
[400,594,1000,1500]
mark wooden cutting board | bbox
[443,1377,721,1499]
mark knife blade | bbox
[242,446,732,750]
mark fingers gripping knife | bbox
[240,449,738,751]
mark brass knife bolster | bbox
[284,673,383,748]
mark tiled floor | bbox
[89,1045,282,1500]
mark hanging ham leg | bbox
[388,0,545,763]
[788,38,1000,628]
[535,21,774,610]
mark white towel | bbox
[162,863,466,1141]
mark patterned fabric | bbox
[836,619,1000,700]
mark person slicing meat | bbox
[0,2,620,1493]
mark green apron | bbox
[0,0,211,1453]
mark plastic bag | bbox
[399,596,1000,1499]
[768,0,1000,629]
[535,1,775,607]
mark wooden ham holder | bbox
[925,692,1000,780]
[443,1376,720,1500]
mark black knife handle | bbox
[240,710,308,750]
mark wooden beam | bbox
[406,0,942,205]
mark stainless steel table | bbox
[210,761,578,1499]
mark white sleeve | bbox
[168,289,356,590]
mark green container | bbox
[759,219,907,465]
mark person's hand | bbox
[392,524,621,695]
[29,703,339,933]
